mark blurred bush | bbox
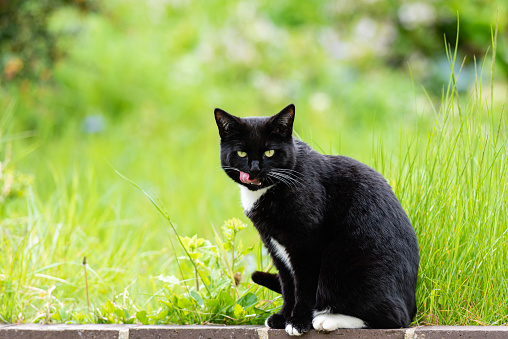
[2,1,506,86]
[310,0,508,92]
[0,0,97,82]
[1,0,506,143]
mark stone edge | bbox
[0,325,507,338]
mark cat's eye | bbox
[237,151,247,157]
[264,150,275,157]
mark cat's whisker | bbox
[267,172,291,187]
[270,172,301,187]
[278,177,299,188]
[282,176,303,188]
[268,174,295,189]
[266,176,277,186]
[271,170,305,186]
[272,168,305,180]
[272,167,303,173]
[220,166,240,173]
[268,172,301,189]
[273,168,304,177]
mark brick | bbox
[266,328,406,338]
[129,325,261,339]
[415,326,508,339]
[0,324,137,339]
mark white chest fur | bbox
[239,185,272,212]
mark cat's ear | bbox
[270,104,295,138]
[214,108,240,138]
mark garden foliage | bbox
[1,0,507,327]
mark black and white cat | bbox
[214,104,419,336]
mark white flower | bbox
[398,2,436,30]
[310,92,332,112]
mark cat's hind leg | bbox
[312,309,367,331]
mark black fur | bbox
[214,104,419,333]
[251,271,282,294]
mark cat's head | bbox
[214,104,297,191]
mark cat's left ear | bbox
[214,108,241,139]
[270,104,295,138]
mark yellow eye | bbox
[237,151,247,157]
[264,150,275,157]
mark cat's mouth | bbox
[239,171,262,186]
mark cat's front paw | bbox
[285,317,312,336]
[285,323,305,336]
[265,313,286,329]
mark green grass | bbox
[1,2,507,327]
[374,40,508,325]
[2,65,507,325]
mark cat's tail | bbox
[251,271,281,294]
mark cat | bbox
[214,104,419,336]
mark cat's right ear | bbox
[214,108,240,139]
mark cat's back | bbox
[294,143,411,228]
[319,153,405,213]
[315,153,418,251]
[321,154,389,191]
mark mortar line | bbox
[405,327,416,339]
[118,328,129,339]
[257,326,269,339]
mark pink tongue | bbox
[240,171,261,185]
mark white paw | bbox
[285,324,303,336]
[312,313,366,331]
[264,318,270,327]
[312,314,327,331]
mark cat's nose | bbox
[250,160,261,176]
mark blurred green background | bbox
[1,0,507,325]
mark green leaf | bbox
[105,300,115,314]
[177,296,192,309]
[136,310,149,324]
[218,290,234,305]
[190,290,204,308]
[237,292,257,308]
[114,308,127,320]
[189,252,203,260]
[158,309,168,320]
[51,309,62,321]
[205,298,220,312]
[233,303,244,319]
